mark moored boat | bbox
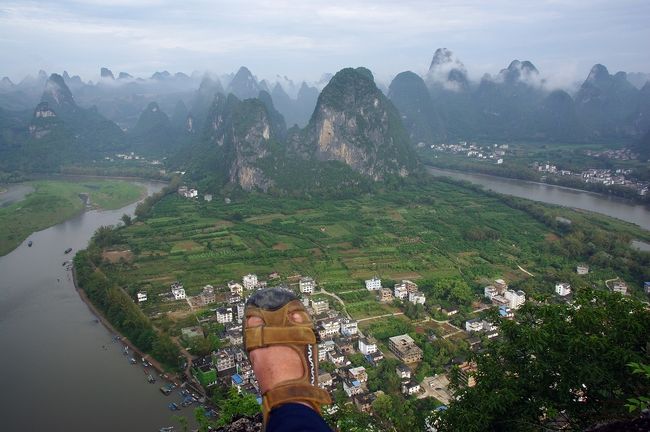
[28,240,33,247]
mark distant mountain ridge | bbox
[388,49,650,145]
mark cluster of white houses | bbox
[483,279,526,310]
[180,273,436,411]
[366,277,427,305]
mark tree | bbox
[120,213,132,226]
[216,387,260,426]
[436,289,650,432]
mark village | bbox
[427,141,649,196]
[131,261,646,419]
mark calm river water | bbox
[0,182,193,432]
[427,166,650,231]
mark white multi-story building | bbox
[299,277,316,294]
[340,319,358,336]
[242,274,258,290]
[484,285,498,300]
[171,282,186,300]
[555,283,571,297]
[358,338,377,355]
[349,366,368,383]
[465,319,484,332]
[504,289,526,309]
[318,318,340,339]
[365,277,382,291]
[236,303,245,321]
[216,307,233,324]
[311,299,329,314]
[137,291,147,303]
[408,291,426,305]
[318,340,336,361]
[394,284,408,300]
[228,281,244,295]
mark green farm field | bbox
[101,177,650,321]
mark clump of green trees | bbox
[435,289,650,431]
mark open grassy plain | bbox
[0,179,144,256]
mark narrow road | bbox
[517,264,534,277]
[319,286,351,319]
[357,312,404,323]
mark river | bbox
[427,166,650,231]
[0,181,193,432]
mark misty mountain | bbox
[575,65,640,137]
[226,67,261,100]
[128,102,181,155]
[388,71,445,144]
[389,49,650,144]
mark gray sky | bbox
[1,0,649,87]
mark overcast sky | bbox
[1,0,648,87]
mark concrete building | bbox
[388,334,423,364]
[394,284,408,300]
[396,364,411,380]
[311,299,329,314]
[408,291,426,305]
[555,282,571,297]
[365,277,382,291]
[349,366,368,383]
[228,281,243,295]
[358,338,377,355]
[216,307,233,324]
[171,282,186,300]
[200,285,216,305]
[612,281,628,295]
[484,285,498,300]
[299,277,316,294]
[401,380,421,396]
[576,264,589,275]
[340,319,358,336]
[379,288,393,302]
[242,274,258,290]
[465,318,484,333]
[504,289,526,309]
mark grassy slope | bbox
[103,178,649,326]
[0,179,144,256]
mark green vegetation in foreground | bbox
[79,175,650,429]
[0,179,145,256]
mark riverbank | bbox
[71,264,182,385]
[424,161,649,205]
[426,165,650,232]
[0,179,145,257]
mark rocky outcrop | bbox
[299,67,416,180]
[197,93,285,191]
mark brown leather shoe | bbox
[244,287,332,426]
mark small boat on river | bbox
[28,240,33,247]
[64,248,72,254]
[168,402,180,411]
